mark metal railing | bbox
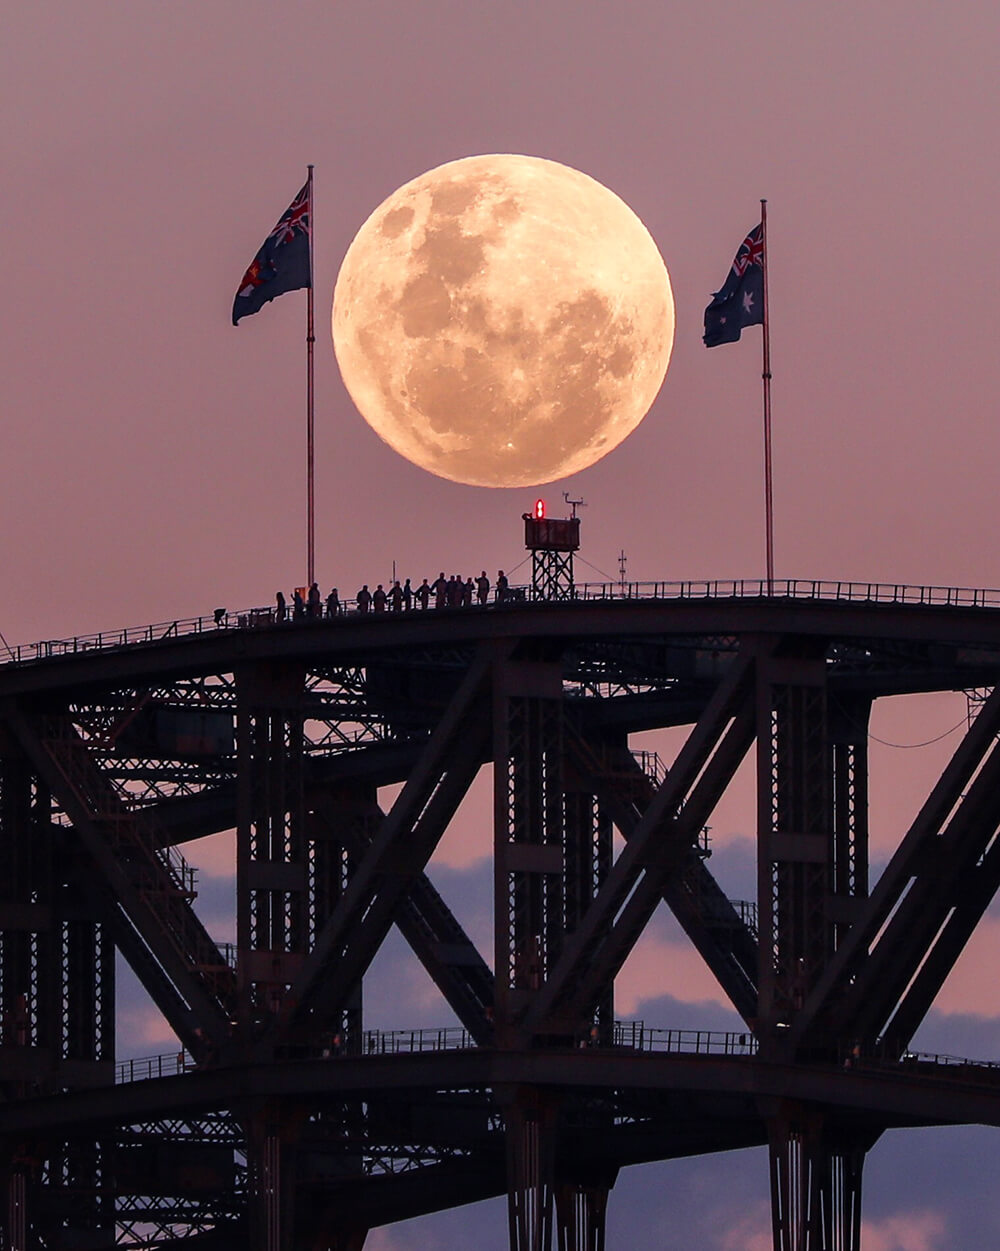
[5,578,1000,668]
[875,1050,1000,1080]
[569,579,1000,609]
[113,1023,755,1083]
[116,1051,193,1083]
[115,1027,1000,1085]
[359,1027,476,1056]
[612,1022,757,1056]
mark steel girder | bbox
[235,662,310,1036]
[518,651,758,1039]
[563,716,759,1025]
[793,682,1000,1056]
[4,706,234,1061]
[275,647,496,1044]
[5,600,1000,1248]
[309,787,495,1043]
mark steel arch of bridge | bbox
[3,593,1000,1248]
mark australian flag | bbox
[703,223,764,347]
[233,182,311,325]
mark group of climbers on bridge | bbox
[273,570,512,622]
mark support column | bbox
[493,657,565,1041]
[554,1183,608,1251]
[0,752,54,1081]
[829,697,871,950]
[307,784,371,1051]
[5,1161,27,1251]
[250,1129,285,1251]
[562,749,613,1043]
[769,1115,863,1251]
[237,663,308,1044]
[247,1105,304,1251]
[506,1094,557,1251]
[756,654,834,1044]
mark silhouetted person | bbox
[293,590,306,620]
[373,584,387,613]
[462,577,473,607]
[476,571,490,605]
[326,588,340,618]
[357,585,371,614]
[402,578,413,611]
[308,582,321,618]
[275,591,287,622]
[447,575,460,607]
[496,571,508,602]
[416,578,431,610]
[433,572,447,609]
[388,581,402,612]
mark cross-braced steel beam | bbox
[520,652,757,1039]
[793,682,1000,1055]
[311,787,495,1043]
[277,648,495,1040]
[5,706,233,1060]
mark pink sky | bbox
[6,2,1000,1245]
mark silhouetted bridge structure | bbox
[4,580,1000,1248]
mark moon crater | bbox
[333,154,674,487]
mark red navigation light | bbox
[534,499,546,520]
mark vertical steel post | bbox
[756,653,833,1045]
[6,1167,26,1251]
[563,751,614,1041]
[829,697,871,952]
[493,657,565,1040]
[554,1182,608,1251]
[236,663,308,1043]
[505,1095,557,1251]
[308,784,371,1050]
[768,1116,864,1251]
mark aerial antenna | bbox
[618,549,628,594]
[563,492,587,520]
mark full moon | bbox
[332,154,674,488]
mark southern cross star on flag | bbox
[233,181,312,325]
[703,223,764,347]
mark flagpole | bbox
[307,164,315,588]
[761,198,774,595]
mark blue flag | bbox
[703,224,764,347]
[233,182,311,325]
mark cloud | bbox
[183,829,236,879]
[929,916,1000,1019]
[616,908,740,1016]
[910,1009,1000,1060]
[717,1202,772,1251]
[117,1001,177,1052]
[862,1211,947,1251]
[713,1205,948,1251]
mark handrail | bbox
[8,577,1000,669]
[114,1027,1000,1086]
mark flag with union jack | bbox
[703,223,764,347]
[233,181,312,325]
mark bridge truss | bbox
[2,590,1000,1248]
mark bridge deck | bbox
[7,576,1000,668]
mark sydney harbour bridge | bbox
[3,553,1000,1248]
